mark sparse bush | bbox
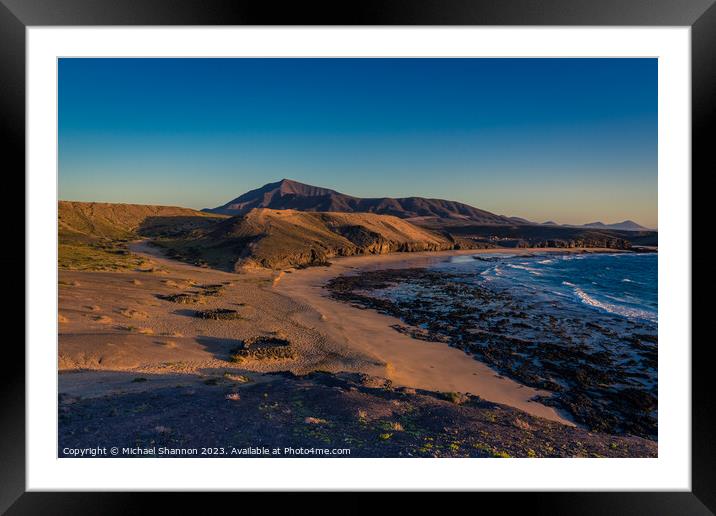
[513,418,531,431]
[157,293,205,304]
[223,372,251,383]
[194,308,241,320]
[229,337,294,361]
[443,391,470,405]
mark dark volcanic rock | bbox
[326,268,658,440]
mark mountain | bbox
[205,179,513,225]
[157,208,475,270]
[581,220,650,231]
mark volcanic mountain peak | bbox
[205,179,512,224]
[273,178,340,196]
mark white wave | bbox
[622,278,634,283]
[562,281,575,287]
[560,254,585,261]
[537,259,555,265]
[507,264,538,272]
[481,266,502,278]
[572,286,656,322]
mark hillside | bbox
[205,179,512,224]
[155,208,473,270]
[58,201,225,270]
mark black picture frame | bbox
[2,0,710,511]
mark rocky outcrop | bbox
[515,238,631,249]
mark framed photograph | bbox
[4,0,710,510]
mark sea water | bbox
[432,252,657,325]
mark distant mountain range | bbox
[539,219,652,231]
[205,179,653,231]
[581,220,651,231]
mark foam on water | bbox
[572,286,656,322]
[439,252,657,324]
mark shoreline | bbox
[62,244,634,426]
[272,247,617,426]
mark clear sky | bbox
[59,58,657,227]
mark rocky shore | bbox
[326,267,657,439]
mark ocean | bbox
[433,252,657,324]
[327,250,658,437]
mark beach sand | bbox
[59,244,614,425]
[272,248,613,426]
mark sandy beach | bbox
[60,244,614,424]
[57,243,661,458]
[273,248,618,425]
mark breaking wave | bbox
[572,286,656,322]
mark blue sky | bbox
[59,58,657,227]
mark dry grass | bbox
[223,372,251,383]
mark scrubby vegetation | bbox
[156,293,205,304]
[230,337,294,361]
[59,371,657,458]
[194,308,242,320]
